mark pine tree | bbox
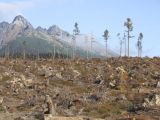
[124,18,133,57]
[137,33,143,57]
[72,22,80,59]
[103,29,109,58]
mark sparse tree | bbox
[85,35,89,59]
[5,44,10,59]
[124,18,133,57]
[122,33,127,56]
[22,41,26,60]
[90,35,95,59]
[72,22,80,59]
[137,33,143,57]
[103,29,109,57]
[117,33,124,57]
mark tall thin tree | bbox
[117,33,124,57]
[137,33,143,57]
[72,22,80,59]
[22,41,26,60]
[85,35,89,59]
[90,35,95,59]
[123,33,127,56]
[103,29,109,58]
[124,18,133,57]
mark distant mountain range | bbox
[0,15,118,58]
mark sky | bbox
[0,0,160,57]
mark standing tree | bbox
[124,18,133,57]
[85,35,89,59]
[123,33,127,56]
[103,29,109,58]
[137,33,143,57]
[90,35,95,59]
[5,44,10,59]
[117,33,124,57]
[22,41,26,60]
[72,22,80,59]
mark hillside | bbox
[0,57,160,120]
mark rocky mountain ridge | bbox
[0,15,118,58]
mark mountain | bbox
[0,15,118,58]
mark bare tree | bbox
[103,29,109,58]
[137,33,143,57]
[124,18,133,57]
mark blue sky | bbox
[0,0,160,57]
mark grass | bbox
[0,105,6,113]
[83,101,125,119]
[0,75,11,83]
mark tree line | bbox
[0,18,143,60]
[103,18,143,58]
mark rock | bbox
[157,81,160,88]
[155,95,160,106]
[151,71,160,80]
[38,68,46,76]
[87,94,101,102]
[14,117,25,120]
[143,94,160,107]
[45,69,53,78]
[94,79,102,84]
[94,75,104,84]
[44,116,104,120]
[127,103,145,112]
[55,73,63,79]
[57,98,72,109]
[38,66,54,78]
[0,97,4,104]
[116,66,126,74]
[44,95,57,115]
[44,114,53,120]
[73,70,81,78]
[109,80,117,88]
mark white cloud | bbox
[0,0,34,22]
[0,0,82,22]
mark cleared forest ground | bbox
[0,57,160,120]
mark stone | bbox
[73,70,81,78]
[109,80,116,88]
[155,95,160,106]
[0,97,4,104]
[157,81,160,88]
[44,95,57,115]
[55,73,63,79]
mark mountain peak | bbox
[0,21,9,29]
[47,25,61,35]
[12,15,33,29]
[36,26,47,33]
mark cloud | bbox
[0,0,82,22]
[0,0,58,21]
[0,0,34,22]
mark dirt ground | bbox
[0,57,160,120]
